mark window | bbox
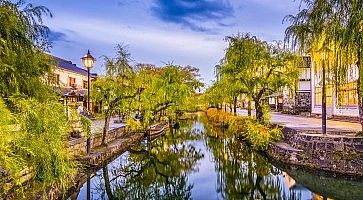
[338,82,358,106]
[51,73,59,85]
[315,85,333,107]
[299,68,311,80]
[69,77,76,87]
[83,80,88,89]
[315,87,322,106]
[326,85,333,107]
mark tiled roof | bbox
[51,55,97,77]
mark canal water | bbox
[68,115,363,200]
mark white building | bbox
[311,61,359,119]
[281,56,312,114]
[48,56,98,112]
[295,56,312,112]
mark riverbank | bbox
[64,116,363,200]
[7,121,169,200]
[210,108,363,177]
[267,127,363,177]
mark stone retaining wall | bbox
[67,126,127,155]
[267,127,363,176]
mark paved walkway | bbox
[236,109,361,132]
[91,117,126,134]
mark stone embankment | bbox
[267,127,363,176]
[68,121,169,167]
[9,121,169,200]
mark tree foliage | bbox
[92,44,137,145]
[284,0,363,130]
[134,63,203,125]
[0,98,76,197]
[0,1,78,196]
[0,0,53,100]
[205,33,301,123]
[92,44,203,145]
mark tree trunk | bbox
[229,103,232,113]
[101,115,111,145]
[255,99,264,123]
[224,104,227,112]
[248,97,252,116]
[358,48,363,131]
[233,96,237,116]
[103,166,115,200]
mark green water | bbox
[67,115,363,200]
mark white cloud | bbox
[46,14,226,82]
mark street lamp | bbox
[81,50,95,154]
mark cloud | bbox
[117,0,140,7]
[151,0,234,33]
[45,14,226,83]
[48,29,70,43]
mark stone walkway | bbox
[237,109,361,132]
[91,117,126,134]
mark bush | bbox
[241,120,283,150]
[16,99,77,189]
[80,115,92,137]
[126,117,142,131]
[0,99,24,194]
[205,108,283,151]
[0,98,77,196]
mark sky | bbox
[31,0,302,85]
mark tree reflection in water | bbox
[73,116,353,200]
[203,117,306,200]
[91,120,204,200]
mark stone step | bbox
[273,142,303,153]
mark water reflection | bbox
[203,119,306,200]
[70,116,363,200]
[77,120,203,200]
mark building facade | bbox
[48,56,98,112]
[295,56,312,113]
[311,60,359,119]
[281,56,312,114]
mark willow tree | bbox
[0,0,53,101]
[133,64,203,126]
[92,44,136,145]
[285,0,363,130]
[204,80,229,110]
[221,33,300,123]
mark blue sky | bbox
[32,0,301,84]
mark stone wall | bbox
[67,126,128,155]
[295,91,311,113]
[267,127,363,176]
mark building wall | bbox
[53,67,89,89]
[311,60,359,117]
[299,81,311,91]
[290,57,312,114]
[50,64,98,113]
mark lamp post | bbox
[321,51,327,135]
[81,50,95,154]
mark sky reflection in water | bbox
[71,116,363,200]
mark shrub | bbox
[80,115,92,137]
[0,98,78,196]
[0,99,24,194]
[241,120,283,150]
[16,99,77,188]
[126,117,142,131]
[205,108,283,151]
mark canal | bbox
[68,115,363,200]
